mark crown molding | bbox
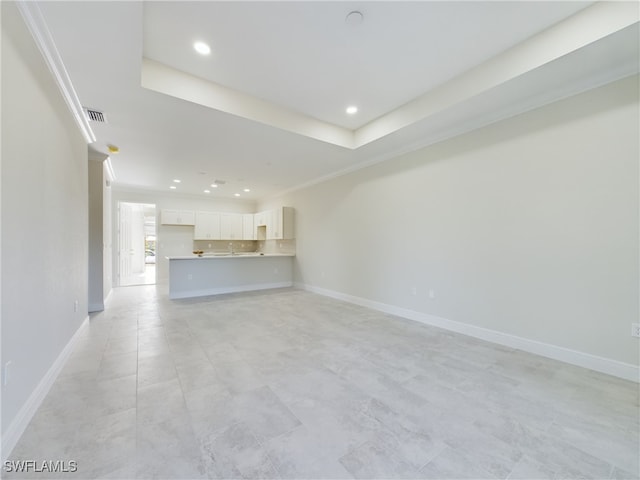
[104,157,116,183]
[16,1,96,144]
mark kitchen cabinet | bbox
[168,254,294,299]
[254,211,268,227]
[269,208,282,239]
[220,214,243,240]
[194,211,220,240]
[161,209,195,226]
[242,214,255,240]
[191,207,293,241]
[267,207,294,240]
[254,211,268,241]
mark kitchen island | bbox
[167,253,294,299]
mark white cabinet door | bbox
[180,210,196,225]
[254,211,268,240]
[161,209,195,225]
[194,212,207,239]
[194,211,220,240]
[254,211,267,227]
[242,214,255,240]
[268,208,283,240]
[266,207,294,239]
[232,215,243,239]
[220,214,243,240]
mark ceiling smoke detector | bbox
[345,11,364,26]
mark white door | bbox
[118,202,133,284]
[130,204,145,274]
[119,202,152,286]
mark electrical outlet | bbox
[187,274,193,280]
[411,287,417,296]
[428,290,435,299]
[3,361,13,387]
[74,300,79,312]
[632,323,640,338]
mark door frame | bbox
[117,201,156,286]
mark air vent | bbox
[84,108,107,123]
[213,179,226,185]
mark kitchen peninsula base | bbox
[168,254,294,299]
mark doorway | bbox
[118,202,156,286]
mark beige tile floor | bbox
[4,286,639,479]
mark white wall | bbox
[111,188,256,285]
[262,75,639,370]
[88,156,112,311]
[103,168,112,302]
[88,156,105,311]
[1,0,89,439]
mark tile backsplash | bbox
[192,240,257,254]
[192,239,296,255]
[259,239,296,255]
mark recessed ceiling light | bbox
[243,188,250,192]
[204,190,210,193]
[194,41,211,55]
[173,179,181,183]
[234,193,241,197]
[210,184,218,188]
[346,105,358,115]
[169,186,176,190]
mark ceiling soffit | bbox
[140,1,639,151]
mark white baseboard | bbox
[296,282,639,383]
[89,288,112,312]
[1,316,90,462]
[104,288,112,306]
[170,281,293,300]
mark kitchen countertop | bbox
[167,253,295,260]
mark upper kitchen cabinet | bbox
[254,211,268,240]
[255,207,294,240]
[269,207,294,239]
[161,209,195,226]
[194,211,221,240]
[193,207,293,241]
[254,211,268,228]
[242,214,255,241]
[220,214,243,240]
